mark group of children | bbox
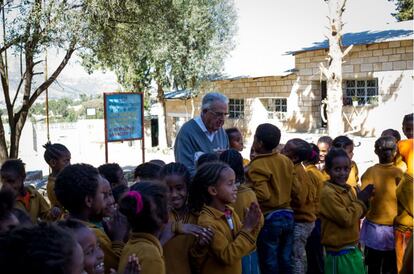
[0,113,412,274]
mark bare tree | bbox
[319,0,353,137]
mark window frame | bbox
[228,98,245,119]
[343,79,379,106]
[266,97,288,121]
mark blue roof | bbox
[164,89,193,100]
[289,20,413,55]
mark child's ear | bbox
[85,195,94,208]
[207,186,217,197]
[50,159,57,168]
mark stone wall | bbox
[165,39,413,145]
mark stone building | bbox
[164,20,413,146]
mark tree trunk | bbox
[320,0,352,137]
[156,83,169,148]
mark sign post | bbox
[104,92,145,163]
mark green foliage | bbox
[80,0,237,93]
[389,0,413,21]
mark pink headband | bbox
[126,191,143,214]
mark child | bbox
[0,222,84,274]
[220,149,263,274]
[360,136,403,274]
[118,182,169,274]
[0,159,50,223]
[394,171,413,272]
[246,123,296,273]
[226,128,244,152]
[316,136,332,171]
[190,161,262,274]
[43,142,71,218]
[59,219,141,274]
[55,163,128,274]
[98,163,128,202]
[319,149,374,274]
[159,162,213,274]
[398,113,413,176]
[381,129,407,173]
[0,189,19,233]
[303,143,325,274]
[134,162,162,182]
[332,136,359,189]
[282,138,317,274]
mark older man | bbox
[174,92,229,174]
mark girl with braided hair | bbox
[43,141,71,219]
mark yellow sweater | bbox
[398,139,413,176]
[46,175,61,207]
[118,232,165,274]
[361,163,403,225]
[232,183,263,224]
[247,152,295,214]
[164,211,198,274]
[394,173,413,230]
[84,222,124,274]
[15,186,50,223]
[305,164,326,216]
[319,182,367,252]
[291,164,316,223]
[197,205,260,274]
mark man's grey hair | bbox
[201,92,229,110]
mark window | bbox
[267,98,287,120]
[229,98,244,119]
[343,79,378,106]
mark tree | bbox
[81,0,237,147]
[0,0,87,161]
[389,0,413,21]
[319,0,353,137]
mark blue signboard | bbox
[105,93,143,142]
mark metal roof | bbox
[164,89,193,100]
[288,20,413,55]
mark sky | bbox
[224,0,399,77]
[1,0,400,101]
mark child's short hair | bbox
[332,136,354,149]
[286,138,312,162]
[307,143,320,165]
[219,149,245,184]
[43,142,70,164]
[375,136,397,151]
[196,153,219,168]
[159,163,191,187]
[149,159,166,167]
[98,163,123,186]
[381,129,401,142]
[403,113,414,124]
[0,159,26,179]
[0,189,15,222]
[317,136,333,146]
[255,123,281,151]
[0,222,79,274]
[325,149,350,171]
[120,182,168,233]
[55,164,101,215]
[134,162,161,181]
[57,218,87,232]
[189,161,230,213]
[225,127,240,140]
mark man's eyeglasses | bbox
[207,109,229,118]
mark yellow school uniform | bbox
[394,173,413,230]
[84,221,124,274]
[305,164,325,215]
[46,175,60,207]
[197,205,259,274]
[164,211,198,274]
[398,139,413,176]
[15,185,50,223]
[319,182,367,252]
[361,163,403,225]
[247,152,295,214]
[291,164,316,223]
[118,232,165,274]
